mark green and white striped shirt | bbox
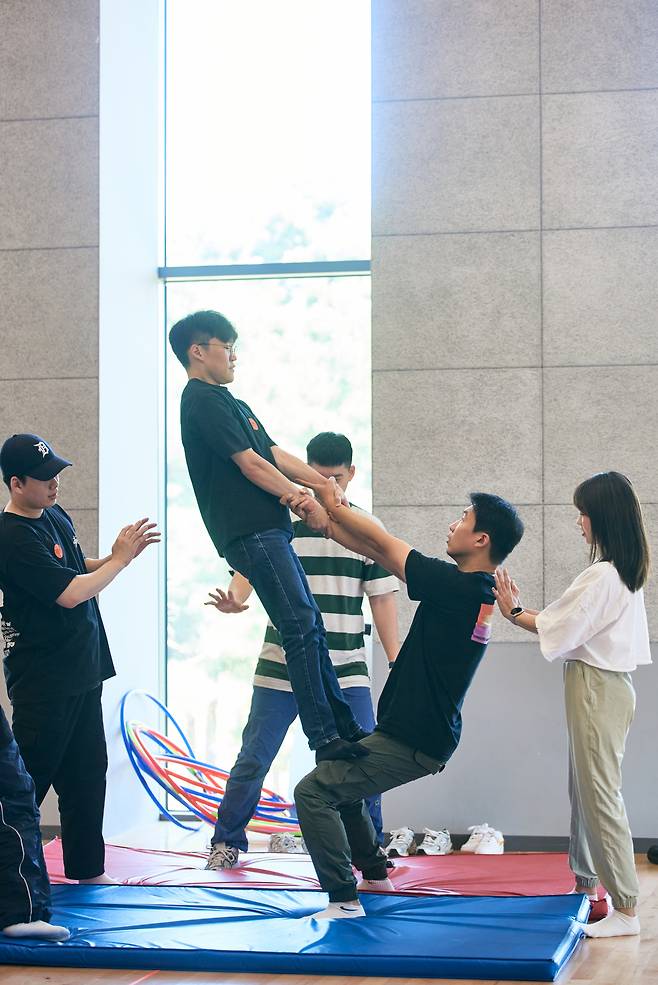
[254,507,398,691]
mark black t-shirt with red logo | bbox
[180,379,293,554]
[0,505,115,702]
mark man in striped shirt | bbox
[205,432,399,869]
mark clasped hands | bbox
[280,476,346,535]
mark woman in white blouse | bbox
[494,471,650,939]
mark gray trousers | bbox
[565,660,639,909]
[294,731,442,902]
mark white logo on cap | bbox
[34,441,49,458]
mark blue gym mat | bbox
[0,885,588,981]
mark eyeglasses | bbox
[194,341,237,357]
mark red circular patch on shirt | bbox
[54,543,63,559]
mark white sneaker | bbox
[460,822,495,853]
[474,828,504,854]
[269,832,307,854]
[385,826,416,858]
[416,827,453,856]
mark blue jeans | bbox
[0,706,53,928]
[213,685,382,852]
[224,529,361,750]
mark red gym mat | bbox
[44,838,589,898]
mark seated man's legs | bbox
[0,708,69,941]
[294,731,442,912]
[209,686,297,863]
[341,686,383,844]
[225,530,362,754]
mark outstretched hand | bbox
[112,518,161,566]
[492,567,521,620]
[205,588,249,614]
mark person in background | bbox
[0,433,160,885]
[494,471,650,939]
[206,431,399,869]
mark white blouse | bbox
[535,561,651,672]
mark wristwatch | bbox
[510,606,524,621]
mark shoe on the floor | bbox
[416,827,453,856]
[460,822,496,853]
[474,827,504,854]
[385,826,416,858]
[205,842,240,870]
[269,832,307,854]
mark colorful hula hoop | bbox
[119,690,300,833]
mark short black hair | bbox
[470,492,524,565]
[306,432,353,467]
[168,310,238,367]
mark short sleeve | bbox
[535,563,626,661]
[190,392,252,460]
[2,529,77,606]
[405,549,465,604]
[363,564,399,597]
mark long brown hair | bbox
[573,472,650,591]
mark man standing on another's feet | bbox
[169,311,370,770]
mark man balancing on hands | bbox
[168,310,372,787]
[283,486,523,919]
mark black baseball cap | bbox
[0,433,72,483]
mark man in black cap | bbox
[0,434,160,885]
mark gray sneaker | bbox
[269,832,307,853]
[205,843,240,870]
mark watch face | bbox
[510,607,523,616]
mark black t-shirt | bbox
[376,549,495,762]
[180,379,293,554]
[0,505,115,703]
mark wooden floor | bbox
[3,855,657,985]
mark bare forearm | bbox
[228,571,253,605]
[370,593,400,662]
[329,508,386,557]
[271,447,328,488]
[57,559,126,608]
[241,455,300,499]
[326,506,409,581]
[325,514,391,570]
[85,555,112,573]
[511,611,539,634]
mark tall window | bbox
[163,1,371,799]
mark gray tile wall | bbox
[373,0,658,643]
[372,1,658,834]
[0,0,99,823]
